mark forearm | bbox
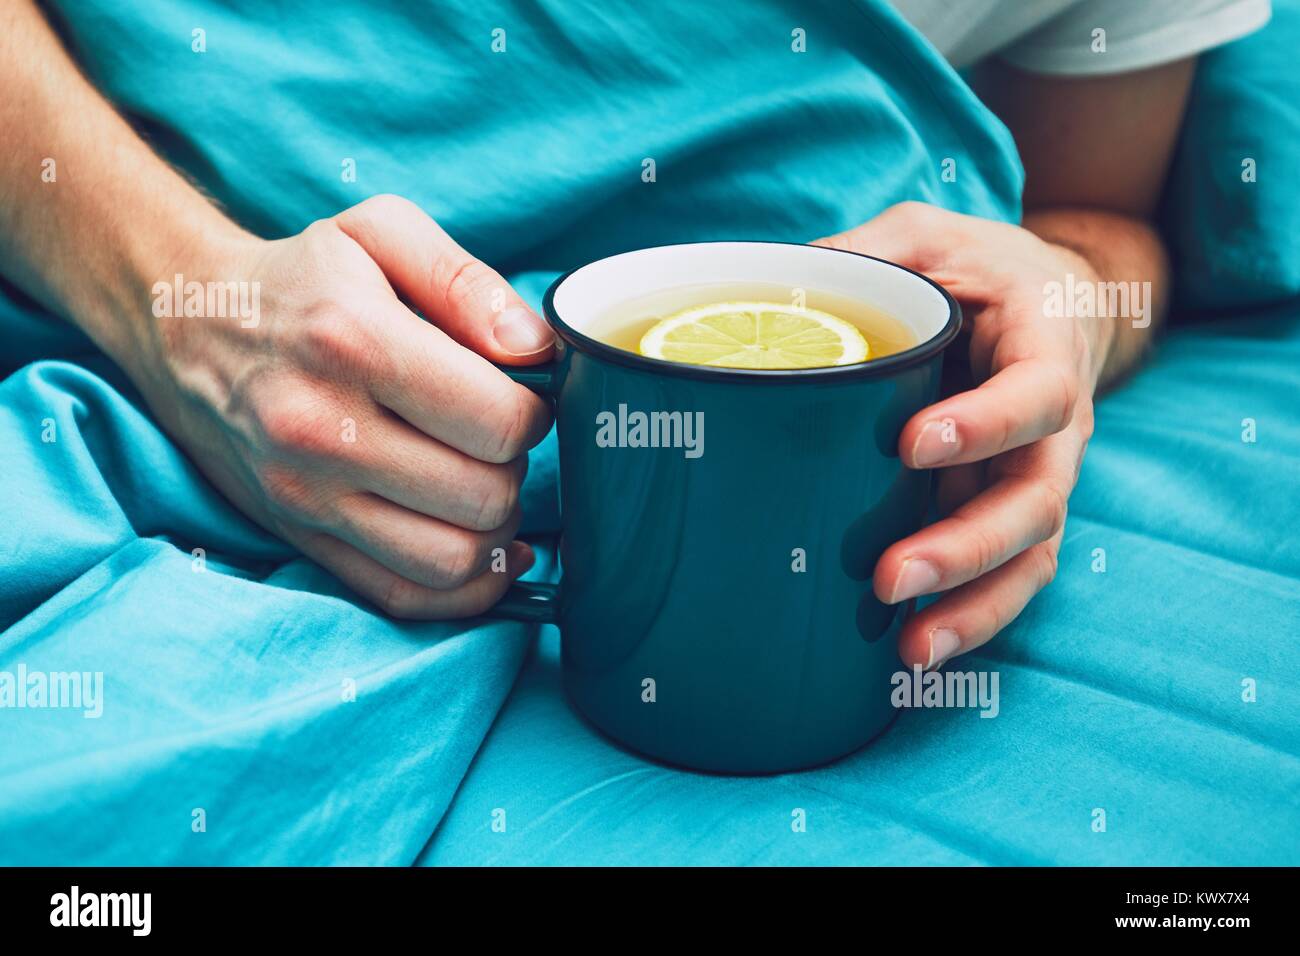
[1023,207,1170,393]
[0,1,247,379]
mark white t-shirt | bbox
[891,0,1272,73]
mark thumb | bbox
[334,194,554,365]
[812,201,966,274]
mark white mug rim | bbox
[542,240,962,383]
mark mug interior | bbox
[550,241,953,353]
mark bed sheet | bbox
[420,303,1300,866]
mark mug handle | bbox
[497,363,559,395]
[488,579,560,623]
[483,361,562,623]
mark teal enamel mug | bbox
[490,241,960,774]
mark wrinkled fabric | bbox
[422,304,1300,866]
[1,1,1019,862]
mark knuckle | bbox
[255,463,320,520]
[469,466,520,531]
[301,217,342,246]
[257,395,338,458]
[990,411,1015,458]
[1075,400,1096,444]
[484,396,543,464]
[1039,481,1070,537]
[951,512,1005,578]
[301,311,382,379]
[986,601,1018,643]
[1049,363,1080,433]
[1033,542,1060,590]
[300,217,369,272]
[428,533,481,589]
[973,527,1006,577]
[360,193,416,218]
[300,222,368,281]
[341,195,418,239]
[302,313,354,366]
[379,573,428,619]
[441,256,494,315]
[891,200,953,233]
[1074,321,1094,368]
[890,200,931,222]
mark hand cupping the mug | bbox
[129,194,556,617]
[817,202,1114,670]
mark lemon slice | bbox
[638,301,869,370]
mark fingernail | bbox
[493,307,553,356]
[911,420,958,467]
[890,558,940,603]
[926,628,961,670]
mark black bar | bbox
[0,866,1288,940]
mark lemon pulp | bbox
[638,301,869,370]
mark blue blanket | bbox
[0,355,560,864]
[4,0,1296,866]
[419,303,1300,866]
[0,0,1017,864]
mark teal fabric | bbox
[7,0,1019,375]
[1162,0,1300,311]
[0,356,559,864]
[1,2,1021,863]
[421,304,1300,866]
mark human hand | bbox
[817,202,1114,669]
[131,195,555,618]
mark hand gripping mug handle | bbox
[482,362,562,623]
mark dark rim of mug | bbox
[540,240,962,383]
